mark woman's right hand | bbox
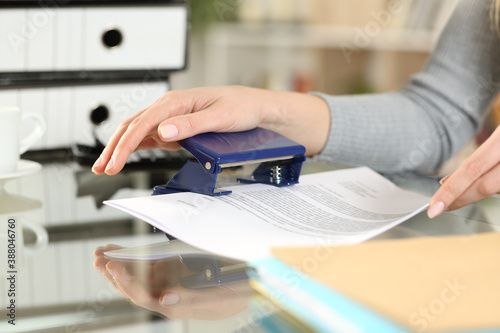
[93,244,253,320]
[91,85,330,176]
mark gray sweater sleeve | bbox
[313,0,500,174]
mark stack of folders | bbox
[0,0,187,152]
[248,232,500,333]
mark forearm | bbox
[314,90,477,174]
[259,90,330,156]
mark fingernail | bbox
[161,292,179,306]
[92,155,103,171]
[428,201,445,219]
[160,124,178,140]
[439,174,450,185]
[105,156,115,173]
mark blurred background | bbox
[173,0,455,94]
[172,0,500,174]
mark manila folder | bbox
[272,232,500,332]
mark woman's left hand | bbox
[428,125,500,218]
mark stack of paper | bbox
[104,167,431,262]
[103,240,210,261]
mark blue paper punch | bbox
[153,127,306,196]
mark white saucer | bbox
[0,160,42,181]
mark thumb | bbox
[158,109,228,142]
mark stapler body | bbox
[153,127,306,196]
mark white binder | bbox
[0,1,187,77]
[83,6,187,71]
[0,81,169,149]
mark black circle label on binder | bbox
[102,28,123,48]
[90,105,110,125]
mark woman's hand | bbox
[93,244,252,320]
[92,85,330,176]
[428,125,500,218]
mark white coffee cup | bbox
[0,107,46,174]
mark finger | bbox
[439,173,452,185]
[140,141,182,151]
[94,257,120,290]
[157,105,247,142]
[428,131,500,218]
[103,111,173,175]
[104,244,123,250]
[159,286,208,308]
[93,256,108,271]
[106,261,160,311]
[94,246,106,257]
[92,109,149,175]
[96,135,181,172]
[136,135,182,151]
[96,244,122,256]
[446,162,500,211]
[158,283,252,320]
[94,244,124,277]
[159,282,251,308]
[157,287,196,319]
[157,113,216,142]
[100,90,199,175]
[134,136,161,151]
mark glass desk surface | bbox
[0,156,498,333]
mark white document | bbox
[104,240,210,262]
[104,167,430,262]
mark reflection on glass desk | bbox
[0,157,499,333]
